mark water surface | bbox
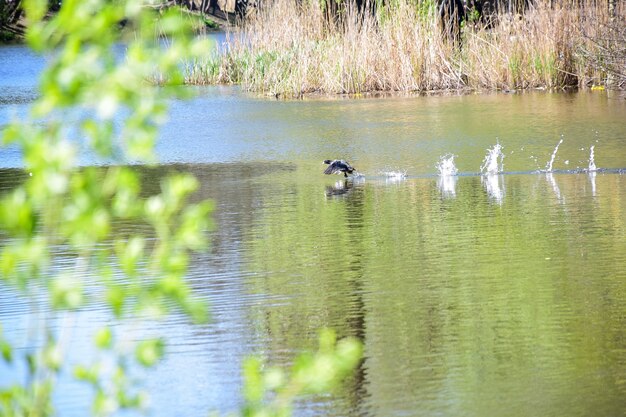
[1,42,626,417]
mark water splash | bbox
[381,170,407,182]
[480,143,504,175]
[436,154,458,198]
[436,154,458,177]
[588,145,597,172]
[529,155,541,171]
[545,139,563,172]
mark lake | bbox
[1,39,626,417]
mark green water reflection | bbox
[1,160,625,417]
[2,85,626,417]
[242,170,626,417]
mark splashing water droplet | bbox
[588,145,597,172]
[436,154,458,177]
[480,143,504,175]
[545,139,563,172]
[380,170,407,181]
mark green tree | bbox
[0,0,361,416]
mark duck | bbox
[323,159,356,178]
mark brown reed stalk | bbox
[186,0,624,95]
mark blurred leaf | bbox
[136,339,165,368]
[263,367,285,391]
[106,285,126,318]
[0,189,36,237]
[176,201,214,250]
[116,237,145,278]
[241,329,363,415]
[23,0,48,24]
[74,364,100,384]
[243,357,264,404]
[0,325,12,363]
[82,120,115,157]
[0,340,13,363]
[0,0,218,415]
[94,327,113,350]
[50,273,85,310]
[43,341,62,372]
[183,299,209,325]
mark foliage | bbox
[243,329,362,417]
[0,0,361,416]
[0,0,213,415]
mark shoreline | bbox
[248,85,590,100]
[189,0,625,95]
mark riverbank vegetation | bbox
[187,0,625,96]
[0,0,27,41]
[0,0,228,43]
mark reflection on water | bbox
[546,172,563,202]
[2,41,626,417]
[2,163,626,417]
[326,179,358,198]
[437,174,457,198]
[436,154,458,198]
[589,171,597,196]
[482,173,505,204]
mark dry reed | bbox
[186,0,625,96]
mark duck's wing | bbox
[324,161,342,175]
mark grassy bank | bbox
[187,0,625,96]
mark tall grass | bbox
[187,0,624,96]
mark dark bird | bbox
[323,159,356,178]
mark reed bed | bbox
[186,0,625,96]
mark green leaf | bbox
[74,364,99,384]
[135,339,165,368]
[0,189,36,237]
[263,367,285,391]
[50,273,85,310]
[106,285,126,318]
[95,327,113,350]
[23,0,48,24]
[43,341,62,372]
[184,299,210,325]
[1,0,220,415]
[242,357,264,403]
[0,325,12,363]
[116,237,145,278]
[0,340,13,363]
